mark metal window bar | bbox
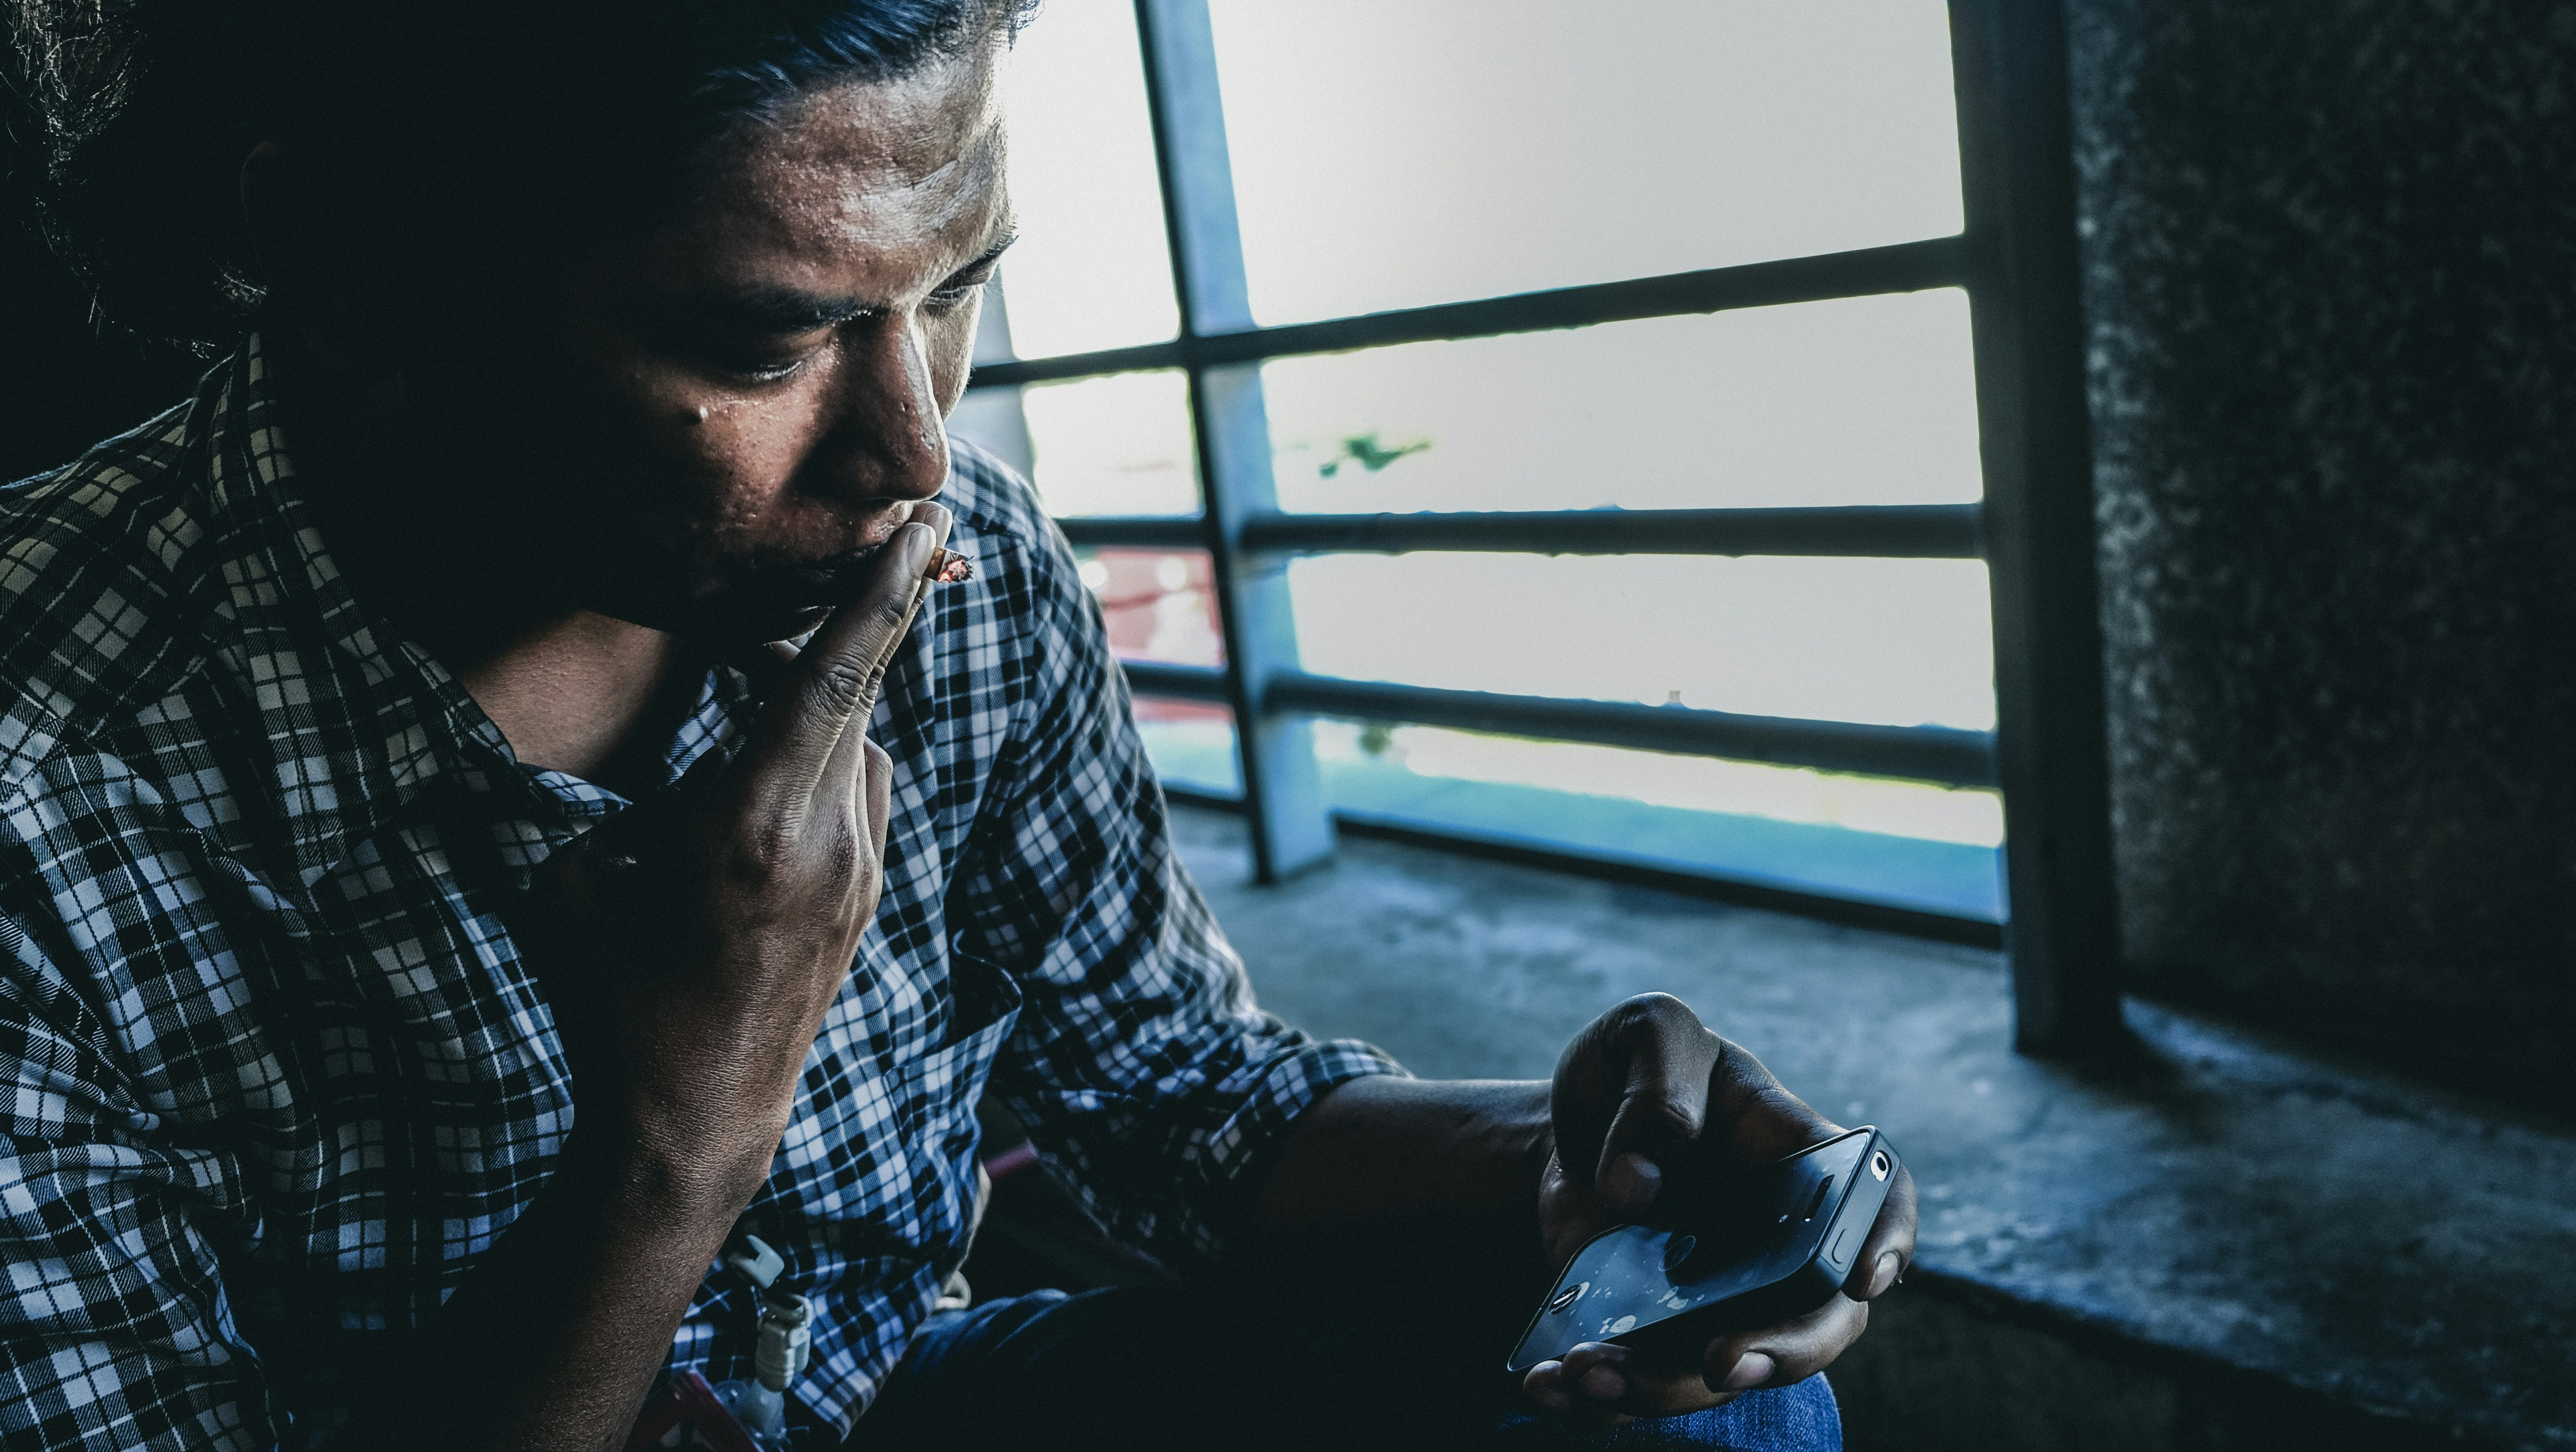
[1131,0,1334,880]
[1947,0,2124,1051]
[1059,504,1984,560]
[969,235,1969,390]
[988,0,2116,1043]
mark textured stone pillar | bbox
[2066,1,2576,1098]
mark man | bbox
[0,3,1914,1448]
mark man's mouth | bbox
[792,542,977,605]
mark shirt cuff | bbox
[1199,1036,1411,1207]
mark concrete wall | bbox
[1832,1277,2504,1452]
[2066,1,2576,1100]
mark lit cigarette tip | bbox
[929,550,976,585]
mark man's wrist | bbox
[574,1105,783,1229]
[1259,1077,1555,1227]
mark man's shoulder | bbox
[941,434,1056,553]
[0,394,224,803]
[939,433,1094,618]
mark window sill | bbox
[1171,804,2573,1451]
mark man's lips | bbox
[774,501,929,599]
[787,541,976,605]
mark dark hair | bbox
[6,0,1038,351]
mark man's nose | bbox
[809,312,951,504]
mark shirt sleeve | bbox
[0,902,273,1452]
[950,519,1408,1267]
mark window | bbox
[950,0,2113,980]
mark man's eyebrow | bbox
[698,286,874,334]
[949,228,1020,281]
[682,232,1022,334]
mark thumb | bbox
[1552,994,1721,1209]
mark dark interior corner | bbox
[0,101,207,484]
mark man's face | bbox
[533,46,1012,643]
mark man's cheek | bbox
[926,307,982,414]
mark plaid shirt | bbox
[0,338,1402,1450]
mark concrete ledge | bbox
[1168,806,2575,1451]
[1835,1273,2515,1451]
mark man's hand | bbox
[367,507,954,1451]
[1519,994,1919,1423]
[537,504,954,1198]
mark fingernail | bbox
[1603,1151,1663,1211]
[1870,1252,1903,1298]
[1723,1353,1775,1391]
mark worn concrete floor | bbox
[1170,807,2576,1451]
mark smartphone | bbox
[1506,1126,1901,1375]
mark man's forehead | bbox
[670,52,1011,277]
[756,57,1006,202]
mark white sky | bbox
[1209,0,1964,323]
[962,1,1999,833]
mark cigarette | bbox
[815,545,977,606]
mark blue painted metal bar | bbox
[1950,0,2125,1050]
[1055,516,1208,551]
[965,235,1970,389]
[1119,659,1233,704]
[1267,675,1998,788]
[1058,504,1984,559]
[1132,0,1335,881]
[1119,660,1998,789]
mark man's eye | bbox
[926,274,996,312]
[728,355,811,383]
[698,332,831,384]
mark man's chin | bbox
[587,586,836,650]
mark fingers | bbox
[1531,1298,1871,1423]
[1846,1164,1919,1302]
[1594,1009,1720,1214]
[1596,1151,1663,1217]
[538,798,680,913]
[862,739,893,860]
[1551,994,1721,1212]
[814,682,883,817]
[1522,1342,1635,1423]
[1700,1293,1869,1400]
[759,525,926,795]
[727,639,804,703]
[1536,1146,1617,1268]
[1704,1037,1839,1163]
[746,504,954,805]
[1523,1315,1866,1428]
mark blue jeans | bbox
[849,1288,1840,1451]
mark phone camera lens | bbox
[1549,1283,1586,1314]
[1662,1234,1698,1275]
[1870,1151,1891,1181]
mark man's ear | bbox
[240,140,403,386]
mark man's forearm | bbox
[1257,1077,1553,1229]
[352,1123,774,1452]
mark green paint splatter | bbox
[1317,431,1433,479]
